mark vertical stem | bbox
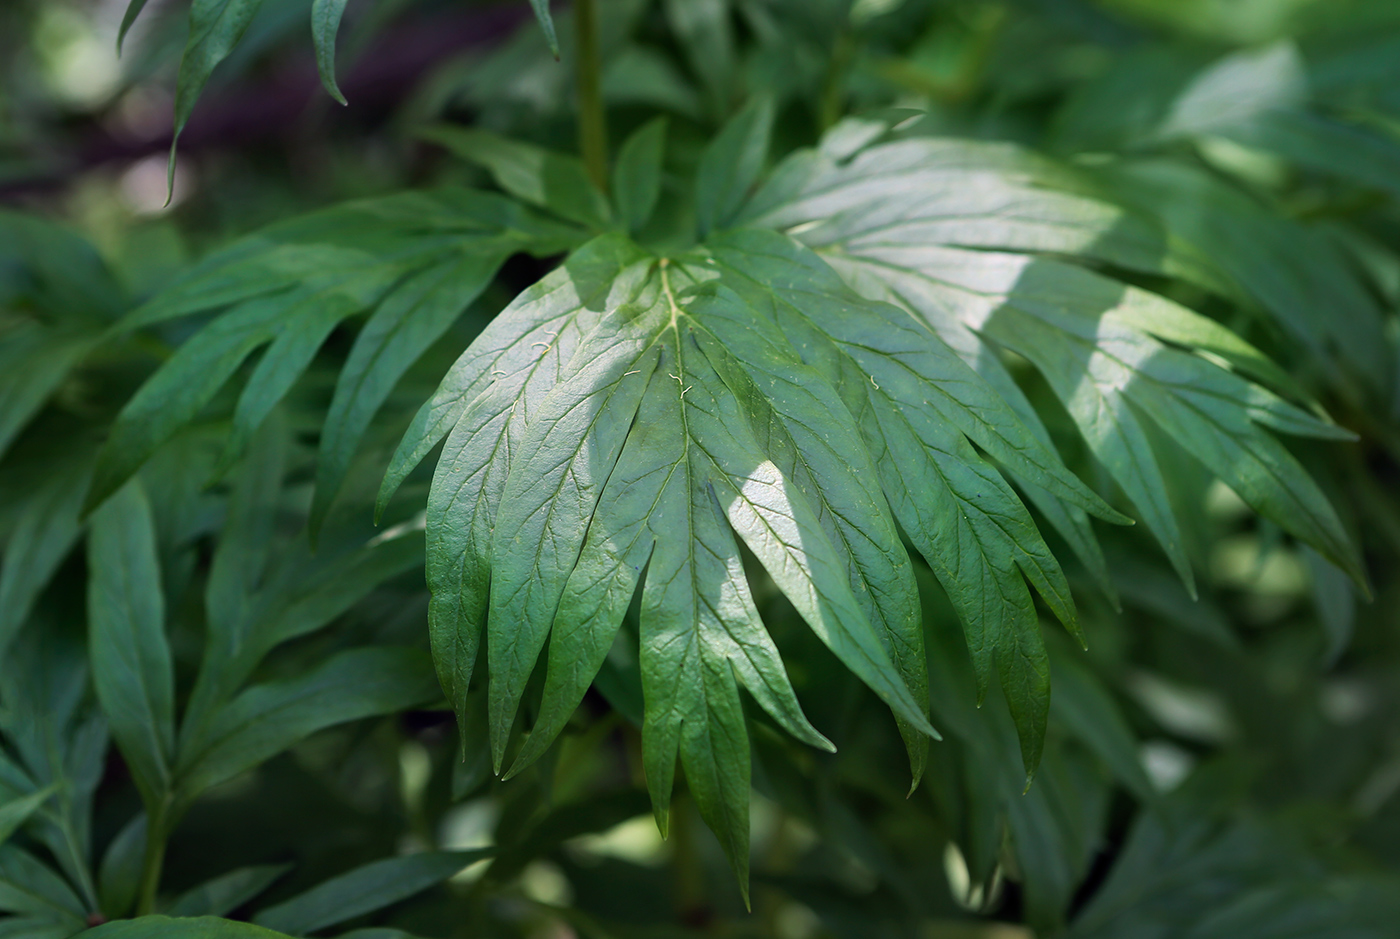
[819,29,854,132]
[135,804,169,917]
[575,0,608,193]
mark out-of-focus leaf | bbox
[696,97,773,237]
[0,845,88,924]
[251,850,489,936]
[528,0,559,59]
[0,787,55,848]
[0,326,96,463]
[174,647,439,801]
[97,815,145,921]
[612,118,667,235]
[1049,650,1154,801]
[88,190,574,513]
[423,128,611,229]
[663,0,734,117]
[87,480,175,808]
[82,916,293,938]
[0,457,90,660]
[117,0,151,52]
[165,865,290,918]
[170,0,269,176]
[311,0,352,105]
[1302,545,1355,666]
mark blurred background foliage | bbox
[4,0,1400,937]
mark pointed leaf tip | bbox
[528,0,560,59]
[312,0,353,106]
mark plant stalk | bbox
[575,0,608,193]
[135,804,169,917]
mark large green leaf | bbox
[407,231,946,887]
[743,131,1364,592]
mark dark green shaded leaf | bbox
[166,865,290,918]
[82,916,293,938]
[87,480,175,807]
[0,787,55,848]
[0,457,90,660]
[0,326,96,463]
[117,0,151,52]
[312,249,509,533]
[0,846,88,923]
[423,128,610,229]
[696,97,773,238]
[612,118,667,234]
[175,647,439,801]
[97,815,145,920]
[252,850,489,936]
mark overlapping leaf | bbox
[739,127,1364,597]
[85,189,582,525]
[395,206,1153,887]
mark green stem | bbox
[575,0,608,193]
[135,803,169,917]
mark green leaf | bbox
[311,248,509,534]
[215,270,402,479]
[662,0,734,119]
[703,230,1106,775]
[117,0,151,53]
[420,232,953,890]
[174,647,439,802]
[745,133,1363,593]
[87,189,563,513]
[612,118,667,235]
[82,916,293,938]
[0,457,90,661]
[86,289,305,514]
[1102,160,1389,394]
[422,127,611,230]
[736,134,1222,293]
[0,787,55,848]
[170,0,268,182]
[1303,545,1355,666]
[311,0,352,105]
[252,850,488,936]
[87,480,175,808]
[166,865,290,918]
[0,915,86,939]
[0,846,88,923]
[528,0,559,59]
[1048,648,1154,801]
[97,816,145,920]
[0,325,96,463]
[413,236,653,739]
[696,97,773,238]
